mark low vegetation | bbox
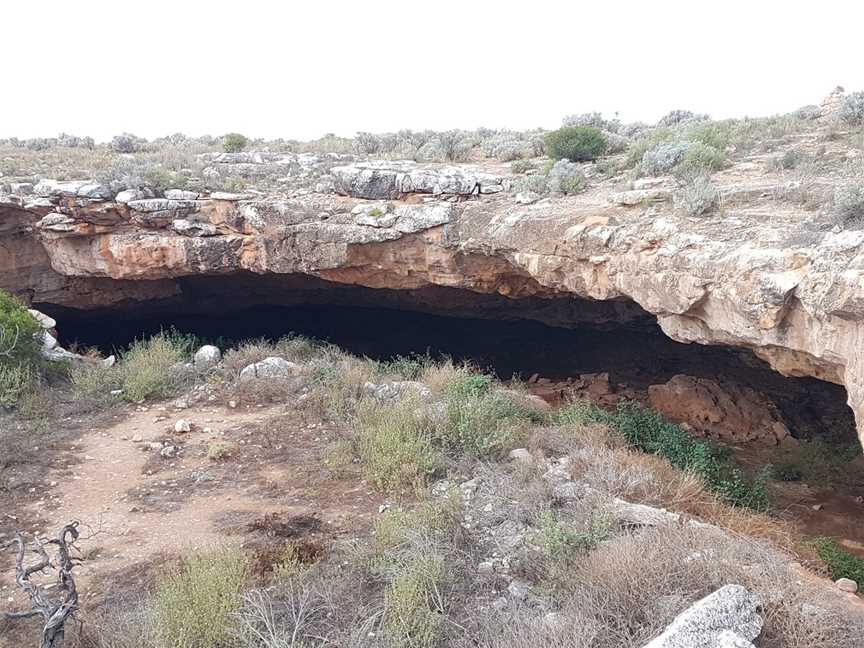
[356,394,441,493]
[544,126,608,162]
[557,401,770,511]
[839,91,864,126]
[813,537,864,585]
[833,181,864,226]
[155,547,248,648]
[0,291,44,408]
[3,328,864,647]
[70,330,196,407]
[222,133,249,153]
[677,172,720,216]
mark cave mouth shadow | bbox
[39,275,857,446]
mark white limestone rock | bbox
[239,357,302,382]
[642,585,763,648]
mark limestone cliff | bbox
[2,161,863,445]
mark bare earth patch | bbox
[0,397,387,614]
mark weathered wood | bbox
[2,522,80,648]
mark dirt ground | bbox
[0,397,387,620]
[3,371,864,641]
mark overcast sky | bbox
[3,1,863,142]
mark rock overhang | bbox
[3,159,864,446]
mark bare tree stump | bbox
[2,522,81,648]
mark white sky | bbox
[2,1,863,142]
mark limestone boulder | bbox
[648,375,792,445]
[193,345,222,368]
[239,357,303,382]
[642,585,762,648]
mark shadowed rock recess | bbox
[2,162,863,445]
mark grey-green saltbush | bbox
[838,91,864,126]
[641,141,690,176]
[546,160,587,195]
[678,173,720,216]
[834,182,864,226]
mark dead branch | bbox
[2,522,81,648]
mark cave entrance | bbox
[38,273,857,447]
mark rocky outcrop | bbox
[648,375,792,445]
[331,160,504,199]
[4,161,864,447]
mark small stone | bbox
[514,191,539,205]
[812,504,824,511]
[131,434,143,443]
[508,448,533,464]
[228,400,238,409]
[174,419,192,433]
[430,480,452,498]
[835,578,858,593]
[160,445,178,458]
[543,612,565,628]
[507,579,530,600]
[459,478,479,501]
[491,596,508,611]
[477,561,495,575]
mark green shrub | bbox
[834,182,864,226]
[438,374,541,456]
[536,510,612,562]
[0,363,35,409]
[510,159,536,174]
[119,331,195,402]
[768,149,804,171]
[813,537,864,584]
[0,291,43,408]
[658,109,709,127]
[222,133,249,153]
[214,176,247,193]
[546,160,587,195]
[839,91,864,126]
[155,547,247,648]
[374,496,461,549]
[544,126,607,162]
[771,440,862,486]
[373,354,430,381]
[685,121,732,151]
[624,128,675,168]
[640,141,690,176]
[0,290,42,369]
[144,167,189,192]
[676,171,720,216]
[70,362,123,410]
[382,555,446,648]
[356,396,441,492]
[556,401,770,511]
[676,142,727,175]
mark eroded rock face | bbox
[648,375,792,445]
[4,171,864,447]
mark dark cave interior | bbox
[38,274,857,445]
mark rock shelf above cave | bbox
[2,155,864,447]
